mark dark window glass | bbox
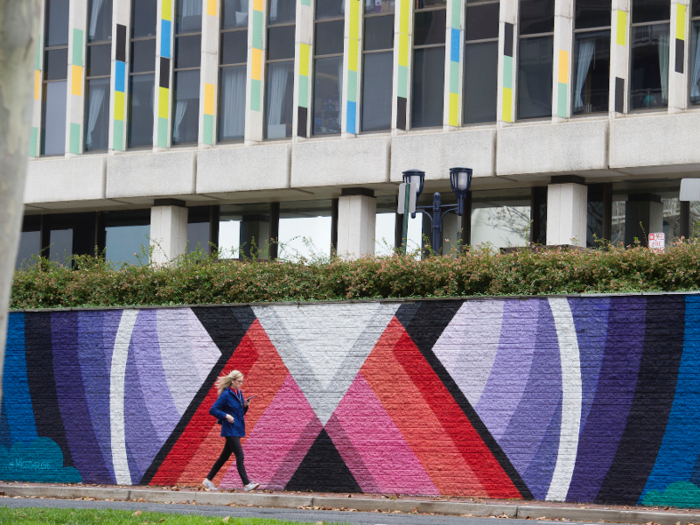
[365,0,395,13]
[694,0,700,17]
[132,0,158,38]
[174,35,202,68]
[414,10,447,45]
[364,15,394,50]
[520,0,555,35]
[46,0,70,47]
[49,228,73,265]
[315,20,345,55]
[172,69,200,145]
[412,46,445,127]
[219,65,246,141]
[268,25,296,59]
[104,210,150,265]
[691,20,700,104]
[632,0,670,24]
[265,60,294,138]
[316,0,345,19]
[572,31,610,113]
[575,0,612,29]
[88,0,113,42]
[466,3,499,41]
[223,0,250,28]
[361,51,393,131]
[630,23,670,109]
[87,44,112,76]
[269,0,296,24]
[221,31,248,64]
[517,35,553,119]
[187,221,210,253]
[44,49,69,80]
[176,0,203,33]
[84,77,110,151]
[313,56,343,135]
[41,81,67,155]
[128,74,154,147]
[15,230,41,269]
[131,40,156,72]
[464,41,498,123]
[416,0,447,8]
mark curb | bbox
[1,485,699,524]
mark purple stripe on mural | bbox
[525,400,562,500]
[566,297,646,503]
[52,312,113,484]
[103,310,121,368]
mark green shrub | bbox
[11,240,700,310]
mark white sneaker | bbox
[244,481,259,492]
[202,479,218,491]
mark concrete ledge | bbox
[197,143,291,194]
[106,150,196,199]
[515,505,699,525]
[496,120,609,176]
[390,128,496,182]
[25,156,106,204]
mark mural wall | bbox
[4,295,700,507]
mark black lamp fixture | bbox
[402,169,425,199]
[449,167,472,216]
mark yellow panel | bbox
[398,33,409,67]
[204,83,215,115]
[159,87,169,118]
[252,48,262,80]
[71,65,82,96]
[254,0,263,11]
[114,91,124,120]
[677,4,686,41]
[299,43,310,76]
[162,0,172,21]
[350,0,360,39]
[616,11,627,46]
[207,0,217,17]
[400,0,410,34]
[502,87,512,123]
[348,39,359,71]
[34,70,40,100]
[449,93,459,127]
[558,50,569,84]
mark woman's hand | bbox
[226,414,234,423]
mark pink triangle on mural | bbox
[325,373,439,495]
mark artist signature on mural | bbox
[8,459,51,470]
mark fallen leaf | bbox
[222,517,230,523]
[133,511,142,516]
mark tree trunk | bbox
[0,0,41,407]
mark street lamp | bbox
[399,167,472,255]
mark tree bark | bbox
[0,0,41,405]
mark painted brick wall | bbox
[4,295,700,507]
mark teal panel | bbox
[503,56,513,89]
[301,0,311,5]
[451,0,461,29]
[203,114,214,145]
[298,75,309,108]
[251,79,261,111]
[557,82,567,118]
[347,70,357,102]
[397,65,408,98]
[29,127,38,157]
[72,29,84,67]
[252,10,263,49]
[69,123,80,154]
[113,120,124,151]
[35,35,41,70]
[158,117,168,148]
[450,60,459,94]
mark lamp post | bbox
[400,167,473,255]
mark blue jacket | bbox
[209,388,248,437]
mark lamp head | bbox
[449,167,472,198]
[402,169,425,200]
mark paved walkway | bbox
[0,482,698,525]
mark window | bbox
[219,0,248,142]
[630,0,670,110]
[172,0,202,145]
[187,206,214,253]
[312,0,344,135]
[42,0,70,156]
[15,216,42,270]
[85,0,112,152]
[279,201,333,259]
[103,210,151,265]
[572,0,611,114]
[471,189,531,248]
[463,0,499,124]
[128,0,157,148]
[517,0,554,119]
[219,203,271,258]
[689,0,700,104]
[265,0,296,139]
[412,0,446,128]
[362,0,395,131]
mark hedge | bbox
[10,240,700,310]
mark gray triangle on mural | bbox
[253,303,399,425]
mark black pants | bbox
[206,436,250,486]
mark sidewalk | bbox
[2,483,700,524]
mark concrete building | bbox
[16,0,700,267]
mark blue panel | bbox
[161,20,172,59]
[450,28,460,63]
[346,101,357,134]
[115,61,126,92]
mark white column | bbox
[443,0,464,128]
[30,0,46,158]
[200,0,220,146]
[546,178,588,247]
[552,0,573,120]
[294,0,314,140]
[337,190,377,258]
[110,0,130,153]
[66,0,88,156]
[609,0,631,116]
[245,0,267,143]
[150,202,189,265]
[342,0,363,137]
[497,0,517,126]
[669,0,690,112]
[154,0,175,150]
[392,0,413,132]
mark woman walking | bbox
[203,370,259,492]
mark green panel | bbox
[503,56,513,89]
[347,70,357,102]
[298,75,309,108]
[29,127,38,157]
[72,29,84,67]
[450,60,459,94]
[397,65,408,98]
[451,0,461,29]
[113,120,124,151]
[35,35,41,70]
[557,82,567,118]
[158,117,168,148]
[301,0,311,5]
[252,10,263,49]
[69,122,81,154]
[203,114,214,145]
[251,78,261,111]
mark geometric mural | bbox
[4,295,700,507]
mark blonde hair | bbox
[216,370,243,395]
